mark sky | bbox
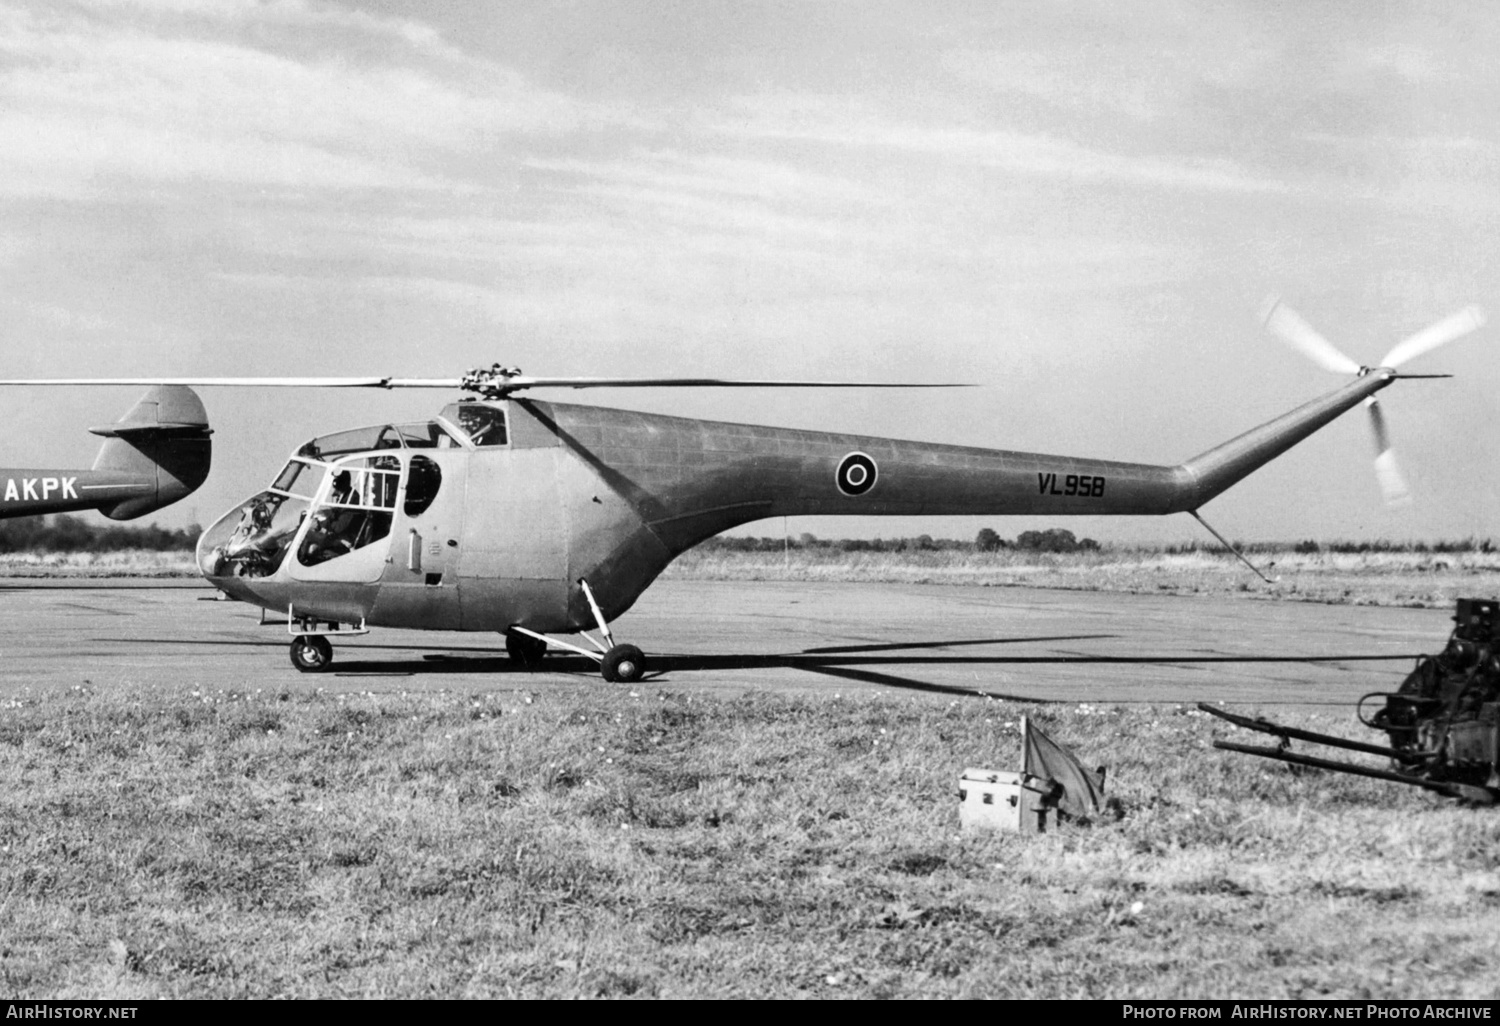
[0,0,1496,545]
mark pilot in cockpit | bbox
[330,470,358,506]
[457,405,506,446]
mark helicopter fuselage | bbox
[198,372,1392,635]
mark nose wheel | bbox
[285,609,366,673]
[290,634,333,673]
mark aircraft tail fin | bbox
[90,385,212,520]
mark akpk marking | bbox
[2,477,78,503]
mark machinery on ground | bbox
[1204,598,1500,804]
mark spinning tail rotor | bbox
[1260,297,1486,506]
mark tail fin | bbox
[90,385,212,520]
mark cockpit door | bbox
[286,453,402,584]
[368,450,467,629]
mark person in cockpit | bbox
[330,470,359,506]
[457,405,507,446]
[300,509,354,565]
[308,470,363,556]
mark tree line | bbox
[0,515,202,553]
[701,527,1101,554]
[0,514,1489,557]
[700,529,1495,555]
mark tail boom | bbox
[1176,370,1394,510]
[0,469,154,519]
[534,371,1396,553]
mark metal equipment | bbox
[1203,597,1500,803]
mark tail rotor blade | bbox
[1366,399,1412,506]
[1373,450,1412,507]
[1365,396,1391,453]
[1260,296,1362,375]
[1379,305,1486,369]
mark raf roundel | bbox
[835,452,879,497]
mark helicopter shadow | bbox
[99,631,1416,702]
[329,632,1121,701]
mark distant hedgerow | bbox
[0,514,201,553]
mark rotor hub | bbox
[460,364,525,399]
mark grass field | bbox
[664,545,1500,609]
[0,550,196,577]
[2,547,1497,999]
[6,544,1500,609]
[4,682,1498,1000]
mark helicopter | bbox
[0,385,210,521]
[0,301,1482,681]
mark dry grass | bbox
[0,550,197,578]
[2,683,1498,999]
[4,544,1497,997]
[665,547,1500,608]
[6,546,1500,609]
[11,546,1500,609]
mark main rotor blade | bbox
[1260,296,1362,375]
[1366,399,1411,506]
[0,377,464,388]
[497,376,970,389]
[0,376,967,390]
[1378,305,1486,369]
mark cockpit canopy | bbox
[287,405,509,460]
[199,414,484,581]
[297,419,463,461]
[200,406,518,582]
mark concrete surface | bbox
[0,578,1454,707]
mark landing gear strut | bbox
[509,579,649,683]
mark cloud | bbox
[0,2,591,197]
[529,151,898,209]
[0,297,112,333]
[714,95,1287,195]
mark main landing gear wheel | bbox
[601,643,645,683]
[505,629,548,667]
[290,635,333,673]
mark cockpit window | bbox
[298,426,387,461]
[296,421,460,459]
[297,455,400,567]
[393,422,458,449]
[405,455,441,517]
[452,404,508,447]
[270,459,326,499]
[199,490,306,579]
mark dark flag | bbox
[1022,716,1106,818]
